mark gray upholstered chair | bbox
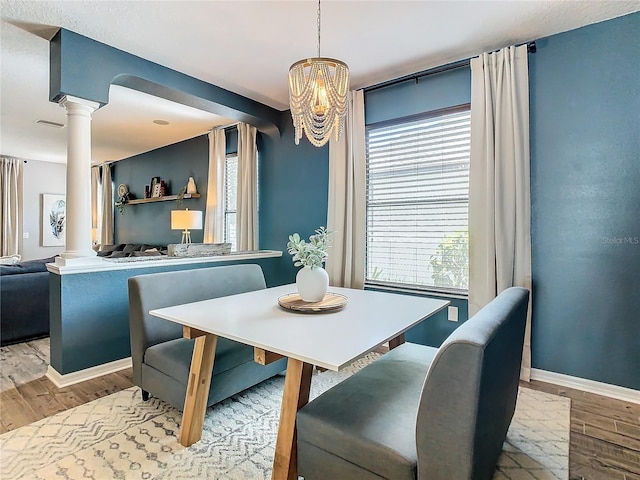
[297,287,530,480]
[128,264,287,410]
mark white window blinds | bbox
[365,106,470,292]
[224,155,238,250]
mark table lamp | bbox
[171,209,202,244]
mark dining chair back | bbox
[297,287,530,480]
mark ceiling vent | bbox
[35,119,65,128]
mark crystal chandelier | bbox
[288,0,350,147]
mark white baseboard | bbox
[531,368,640,405]
[46,357,132,388]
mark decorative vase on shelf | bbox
[186,177,198,194]
[296,266,329,302]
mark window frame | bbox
[364,104,471,297]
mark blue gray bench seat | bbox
[128,264,287,410]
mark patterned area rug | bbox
[0,354,569,479]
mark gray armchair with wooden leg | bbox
[296,287,530,480]
[128,264,287,411]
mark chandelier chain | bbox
[317,0,321,58]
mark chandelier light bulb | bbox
[312,75,328,116]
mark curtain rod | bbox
[211,121,241,133]
[1,155,30,163]
[366,41,536,94]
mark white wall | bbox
[22,160,66,261]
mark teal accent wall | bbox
[226,128,238,155]
[529,12,640,390]
[259,110,330,284]
[363,13,640,390]
[365,66,471,125]
[48,274,63,370]
[49,14,640,389]
[113,136,209,245]
[106,111,318,281]
[48,258,285,374]
[112,129,242,246]
[403,296,468,347]
[49,29,280,135]
[48,30,294,375]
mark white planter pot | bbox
[296,266,329,302]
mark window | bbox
[223,153,259,251]
[224,154,238,250]
[365,106,470,293]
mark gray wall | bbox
[21,159,66,261]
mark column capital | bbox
[58,95,100,113]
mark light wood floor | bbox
[1,339,638,479]
[0,338,133,433]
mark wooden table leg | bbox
[179,331,218,447]
[272,358,313,480]
[389,332,406,350]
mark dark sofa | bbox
[0,256,56,346]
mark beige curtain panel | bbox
[0,157,23,256]
[237,123,258,251]
[100,164,114,246]
[468,45,533,381]
[204,129,226,244]
[326,90,367,289]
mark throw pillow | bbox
[133,249,161,257]
[0,254,21,265]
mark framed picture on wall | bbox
[42,193,66,246]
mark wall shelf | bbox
[127,193,201,205]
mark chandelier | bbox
[288,0,350,147]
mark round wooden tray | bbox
[278,292,348,313]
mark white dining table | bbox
[150,284,449,480]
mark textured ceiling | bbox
[1,0,638,164]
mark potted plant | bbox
[287,226,332,302]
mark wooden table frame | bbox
[180,326,407,479]
[150,285,448,480]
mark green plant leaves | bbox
[287,226,333,268]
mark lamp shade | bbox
[171,210,203,230]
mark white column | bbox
[58,95,100,263]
